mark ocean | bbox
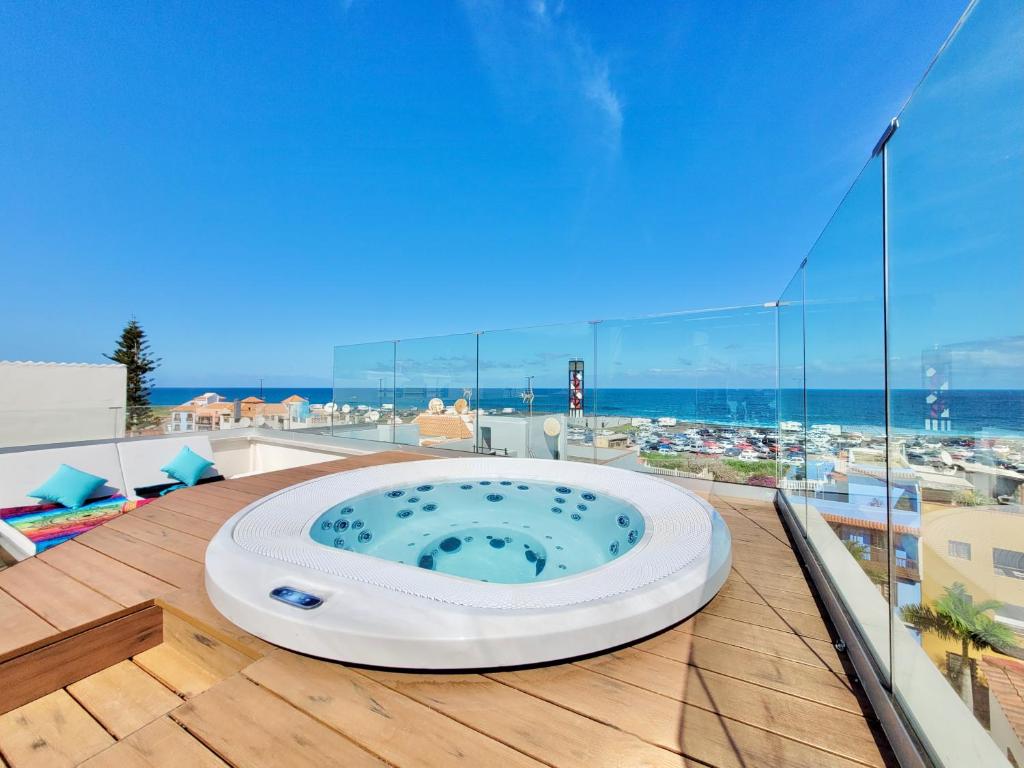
[150,387,1024,437]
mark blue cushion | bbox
[27,464,107,509]
[161,446,214,487]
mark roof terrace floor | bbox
[0,451,895,767]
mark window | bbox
[948,541,972,560]
[846,533,871,560]
[994,548,1024,579]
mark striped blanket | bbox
[0,496,155,553]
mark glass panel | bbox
[477,322,593,461]
[802,156,891,678]
[887,0,1024,762]
[594,306,777,486]
[778,267,807,530]
[394,334,478,451]
[332,341,396,442]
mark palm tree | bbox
[843,539,889,596]
[843,539,869,560]
[900,582,1017,712]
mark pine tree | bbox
[105,318,161,431]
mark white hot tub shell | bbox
[206,457,732,668]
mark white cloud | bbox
[461,0,623,151]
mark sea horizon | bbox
[150,386,1024,437]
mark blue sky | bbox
[0,1,982,387]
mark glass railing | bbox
[595,306,778,482]
[777,268,806,526]
[776,0,1024,764]
[330,308,780,483]
[478,322,593,461]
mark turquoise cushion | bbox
[27,464,107,509]
[161,446,214,486]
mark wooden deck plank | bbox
[566,649,886,766]
[756,583,826,615]
[156,586,274,659]
[0,690,113,768]
[159,612,253,680]
[76,526,202,589]
[142,496,237,526]
[362,668,687,767]
[702,593,834,642]
[0,588,57,658]
[0,605,163,716]
[104,516,208,562]
[490,663,880,768]
[729,545,808,577]
[68,660,182,739]
[38,541,177,607]
[717,561,815,596]
[133,644,229,700]
[129,504,222,541]
[0,558,121,631]
[243,650,544,767]
[79,717,228,768]
[635,630,861,712]
[677,612,849,677]
[171,675,386,767]
[716,574,769,605]
[175,484,262,509]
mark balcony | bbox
[0,450,895,767]
[0,0,1019,766]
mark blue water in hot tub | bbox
[308,479,645,584]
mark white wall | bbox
[209,435,341,478]
[988,694,1024,768]
[0,361,127,447]
[250,441,340,474]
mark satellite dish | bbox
[368,410,380,422]
[428,397,444,414]
[237,417,251,428]
[453,398,468,414]
[323,402,338,414]
[255,415,266,427]
[940,450,953,466]
[341,403,351,414]
[543,417,562,437]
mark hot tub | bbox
[206,457,731,668]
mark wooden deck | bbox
[0,451,895,768]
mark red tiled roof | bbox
[981,656,1024,747]
[412,413,472,439]
[820,512,919,536]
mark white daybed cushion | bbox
[0,443,125,509]
[117,435,219,493]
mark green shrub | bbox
[953,489,998,507]
[722,459,778,477]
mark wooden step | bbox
[0,603,162,716]
[133,611,253,700]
